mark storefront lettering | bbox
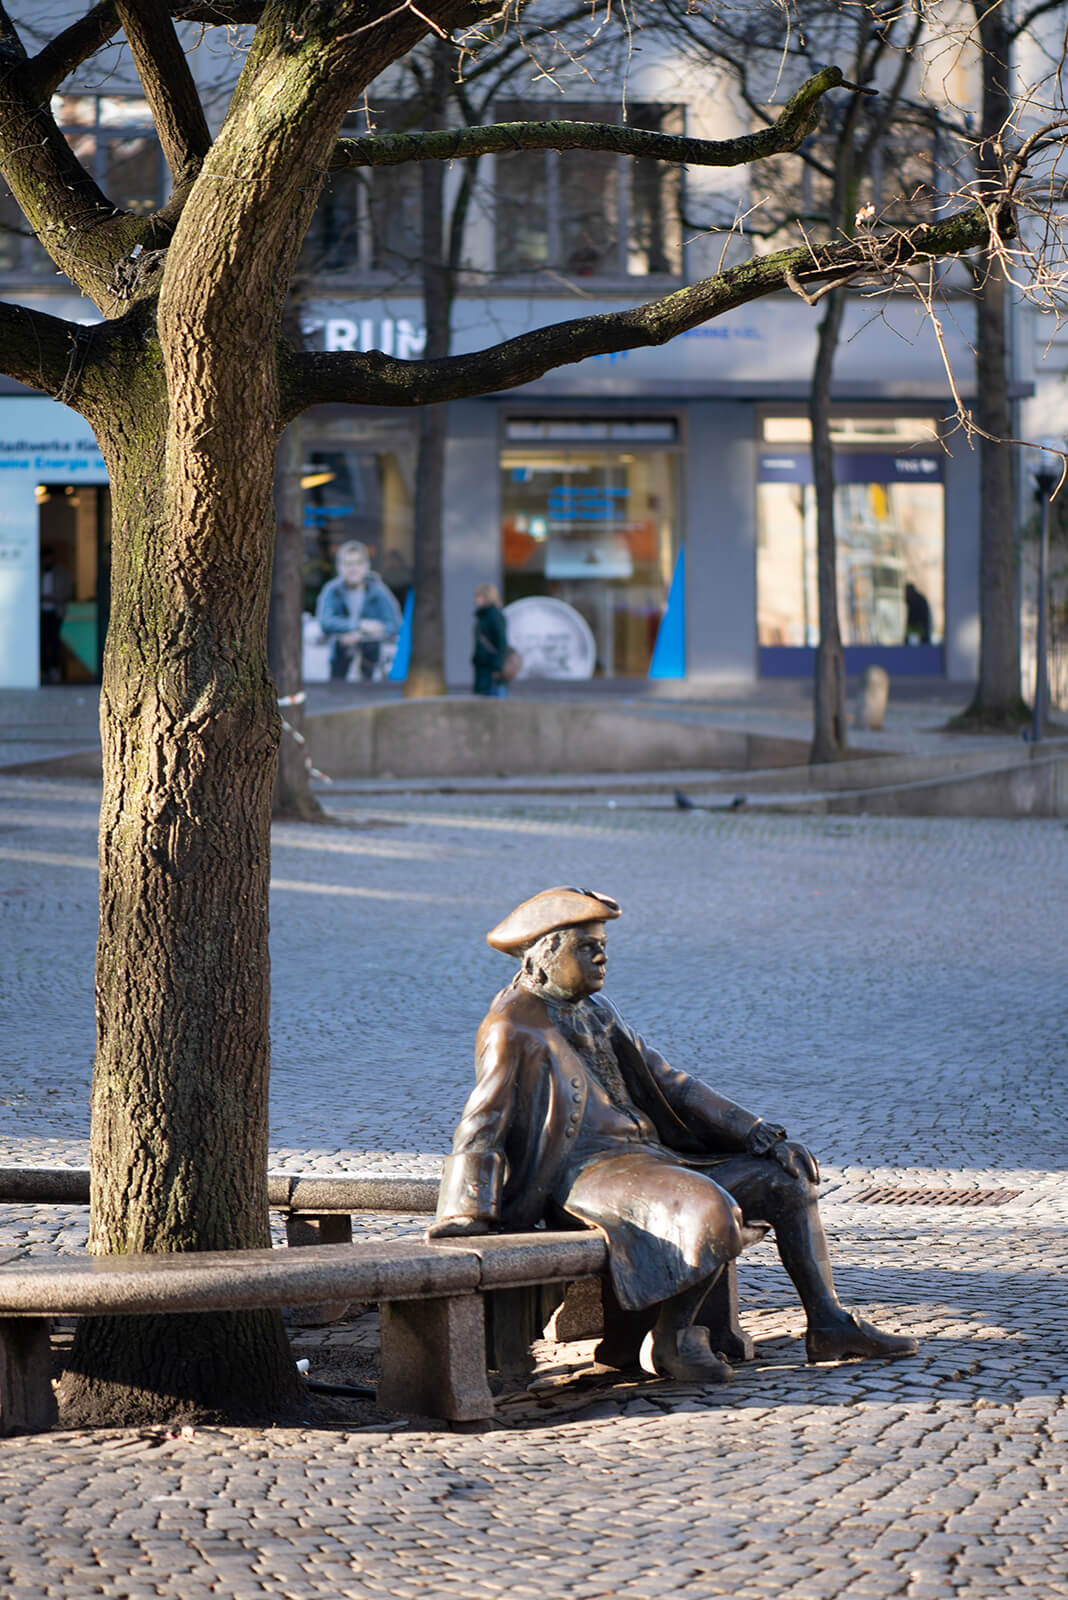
[0,438,96,453]
[323,318,426,357]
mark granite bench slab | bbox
[0,1170,756,1432]
[0,1230,608,1435]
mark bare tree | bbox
[320,5,624,697]
[0,0,1003,1424]
[661,0,972,759]
[948,0,1068,729]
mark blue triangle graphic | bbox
[648,546,686,679]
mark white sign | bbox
[0,398,107,688]
[307,294,977,396]
[308,316,427,357]
[504,596,596,680]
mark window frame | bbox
[491,99,687,287]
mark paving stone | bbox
[0,780,1065,1597]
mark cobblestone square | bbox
[0,773,1064,1599]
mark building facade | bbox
[0,13,1045,691]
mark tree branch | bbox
[330,64,846,171]
[170,2,264,18]
[0,299,89,396]
[285,201,1002,417]
[30,4,123,98]
[0,7,23,60]
[0,3,198,311]
[0,73,132,311]
[114,0,212,187]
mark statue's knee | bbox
[719,1195,746,1256]
[782,1169,819,1209]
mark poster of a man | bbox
[315,540,403,682]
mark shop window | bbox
[302,104,422,276]
[494,101,683,279]
[1,96,165,277]
[757,422,944,651]
[300,413,415,612]
[501,434,680,677]
[37,484,111,684]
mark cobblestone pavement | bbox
[0,774,1065,1599]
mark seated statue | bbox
[429,887,917,1383]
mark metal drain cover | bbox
[851,1187,1022,1206]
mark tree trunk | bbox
[59,375,300,1423]
[959,2,1027,728]
[809,287,848,763]
[53,0,464,1426]
[405,399,449,697]
[405,44,453,699]
[270,417,324,819]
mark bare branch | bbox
[170,2,263,18]
[330,63,846,171]
[114,0,212,187]
[0,68,133,311]
[285,200,1001,417]
[0,298,88,397]
[30,5,123,98]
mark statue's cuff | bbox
[436,1152,503,1224]
[746,1118,788,1154]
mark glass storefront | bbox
[500,418,680,677]
[757,415,945,669]
[37,484,111,683]
[301,410,415,612]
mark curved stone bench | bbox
[0,1231,608,1434]
[0,1171,758,1433]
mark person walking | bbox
[472,582,509,696]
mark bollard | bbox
[856,665,889,730]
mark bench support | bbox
[0,1317,57,1437]
[378,1294,495,1422]
[285,1214,355,1325]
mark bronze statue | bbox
[430,887,917,1382]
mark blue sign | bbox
[759,452,944,485]
[548,485,631,521]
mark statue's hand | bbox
[426,1216,492,1239]
[746,1119,788,1157]
[769,1139,820,1184]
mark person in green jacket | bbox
[472,582,509,696]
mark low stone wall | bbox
[305,697,814,779]
[817,746,1068,819]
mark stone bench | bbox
[0,1168,759,1433]
[0,1231,608,1433]
[0,1166,440,1327]
[0,1165,440,1243]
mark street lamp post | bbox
[1031,460,1057,744]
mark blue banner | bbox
[759,451,943,485]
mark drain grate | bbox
[851,1186,1022,1207]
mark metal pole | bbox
[1032,473,1053,744]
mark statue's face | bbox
[545,921,607,1000]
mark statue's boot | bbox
[806,1311,918,1364]
[651,1324,734,1384]
[770,1189,918,1362]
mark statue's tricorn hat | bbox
[486,886,621,954]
